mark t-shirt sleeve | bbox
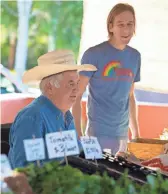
[79,49,97,78]
[134,53,141,82]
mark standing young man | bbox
[72,3,141,155]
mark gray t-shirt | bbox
[80,41,141,139]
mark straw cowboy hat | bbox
[22,50,97,84]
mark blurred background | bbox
[1,0,83,90]
[1,0,168,151]
[1,0,168,92]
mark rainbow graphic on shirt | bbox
[102,61,121,77]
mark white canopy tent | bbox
[79,0,168,92]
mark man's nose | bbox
[123,27,129,33]
[123,25,131,33]
[72,84,79,93]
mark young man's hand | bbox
[131,129,140,140]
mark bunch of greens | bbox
[6,161,168,194]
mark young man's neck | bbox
[109,38,126,50]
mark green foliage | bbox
[1,1,18,67]
[1,1,18,29]
[14,161,168,194]
[1,1,83,69]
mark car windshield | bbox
[0,73,16,94]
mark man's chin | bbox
[71,99,77,104]
[121,37,131,45]
[68,98,77,107]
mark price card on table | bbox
[46,130,79,159]
[1,154,12,178]
[23,138,45,162]
[80,136,103,159]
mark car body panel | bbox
[1,93,35,124]
[1,63,168,140]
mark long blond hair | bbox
[107,3,136,39]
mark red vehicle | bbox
[0,65,39,154]
[1,65,168,154]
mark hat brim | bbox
[22,64,97,84]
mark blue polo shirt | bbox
[8,95,78,168]
[80,41,141,139]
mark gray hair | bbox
[40,73,63,94]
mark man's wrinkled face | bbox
[109,11,135,45]
[51,71,79,110]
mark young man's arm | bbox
[72,75,90,138]
[129,84,140,139]
[73,48,97,138]
[129,52,141,139]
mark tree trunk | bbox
[48,34,56,52]
[48,19,57,52]
[14,0,32,79]
[48,1,61,52]
[8,32,17,70]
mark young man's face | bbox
[109,11,135,45]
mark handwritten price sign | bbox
[1,154,12,178]
[23,138,45,162]
[46,130,79,159]
[80,136,103,159]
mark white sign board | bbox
[0,154,12,178]
[46,130,79,159]
[23,138,45,162]
[80,136,103,159]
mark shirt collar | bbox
[38,95,73,121]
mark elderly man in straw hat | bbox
[8,50,97,168]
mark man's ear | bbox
[47,82,53,95]
[109,23,113,33]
